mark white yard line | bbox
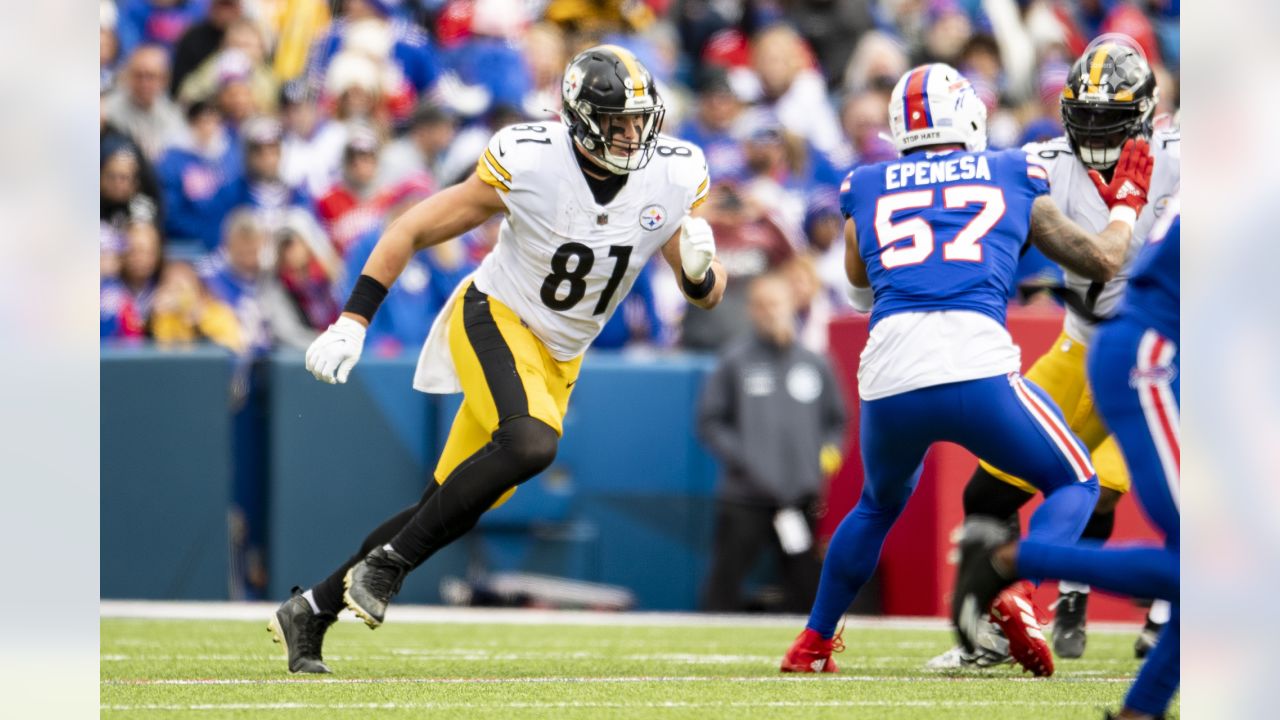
[103,675,1132,686]
[99,600,1143,634]
[102,700,1109,711]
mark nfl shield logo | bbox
[638,204,667,231]
[597,213,609,225]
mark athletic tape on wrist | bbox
[682,266,716,300]
[1109,205,1137,230]
[343,274,389,322]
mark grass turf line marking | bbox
[103,700,1112,711]
[99,600,1145,633]
[103,675,1133,686]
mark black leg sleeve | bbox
[1080,507,1116,542]
[963,464,1036,520]
[388,416,559,567]
[309,482,442,615]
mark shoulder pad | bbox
[657,135,710,211]
[476,122,560,192]
[1152,128,1181,161]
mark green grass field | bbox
[101,605,1175,719]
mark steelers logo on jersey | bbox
[639,204,667,231]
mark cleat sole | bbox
[343,568,383,629]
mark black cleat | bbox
[1052,590,1089,659]
[1134,615,1163,659]
[344,545,412,628]
[1104,711,1165,719]
[951,517,1018,654]
[268,587,337,674]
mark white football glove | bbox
[679,216,716,282]
[305,315,366,384]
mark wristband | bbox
[682,266,716,300]
[1108,205,1137,231]
[343,274,389,322]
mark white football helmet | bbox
[887,63,988,154]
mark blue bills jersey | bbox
[1120,207,1180,344]
[841,148,1051,329]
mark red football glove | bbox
[1088,138,1154,217]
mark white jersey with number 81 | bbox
[412,121,710,392]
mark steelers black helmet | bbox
[561,45,665,174]
[1061,34,1157,170]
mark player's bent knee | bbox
[1093,486,1122,514]
[494,416,559,478]
[963,465,1035,518]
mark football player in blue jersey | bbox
[779,62,1154,677]
[954,202,1180,719]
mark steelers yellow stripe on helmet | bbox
[598,44,645,98]
[1087,45,1111,93]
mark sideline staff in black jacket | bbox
[698,272,847,612]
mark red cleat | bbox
[780,627,843,673]
[990,581,1054,677]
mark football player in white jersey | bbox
[928,34,1180,669]
[267,45,725,673]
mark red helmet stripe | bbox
[904,67,931,131]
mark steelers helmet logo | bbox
[638,204,667,231]
[563,65,585,102]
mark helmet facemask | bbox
[1061,34,1157,171]
[561,45,666,175]
[575,104,665,174]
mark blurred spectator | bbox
[101,80,165,225]
[519,22,569,119]
[697,273,847,613]
[279,80,349,196]
[207,49,265,134]
[262,224,340,349]
[265,0,333,82]
[842,30,909,95]
[783,0,874,89]
[117,219,165,328]
[216,116,314,245]
[306,0,441,99]
[751,25,851,169]
[375,101,455,191]
[1017,59,1070,146]
[839,90,896,167]
[101,146,163,232]
[923,0,974,66]
[115,0,205,58]
[340,179,478,355]
[200,209,273,352]
[801,189,854,314]
[543,0,655,35]
[179,19,281,117]
[782,254,838,354]
[104,45,186,160]
[323,47,405,137]
[317,125,384,252]
[156,100,239,248]
[169,0,244,94]
[444,0,533,115]
[677,66,749,184]
[101,224,146,339]
[739,115,808,237]
[102,1,122,86]
[592,262,663,350]
[680,182,795,351]
[150,260,247,352]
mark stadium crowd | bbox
[100,0,1181,357]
